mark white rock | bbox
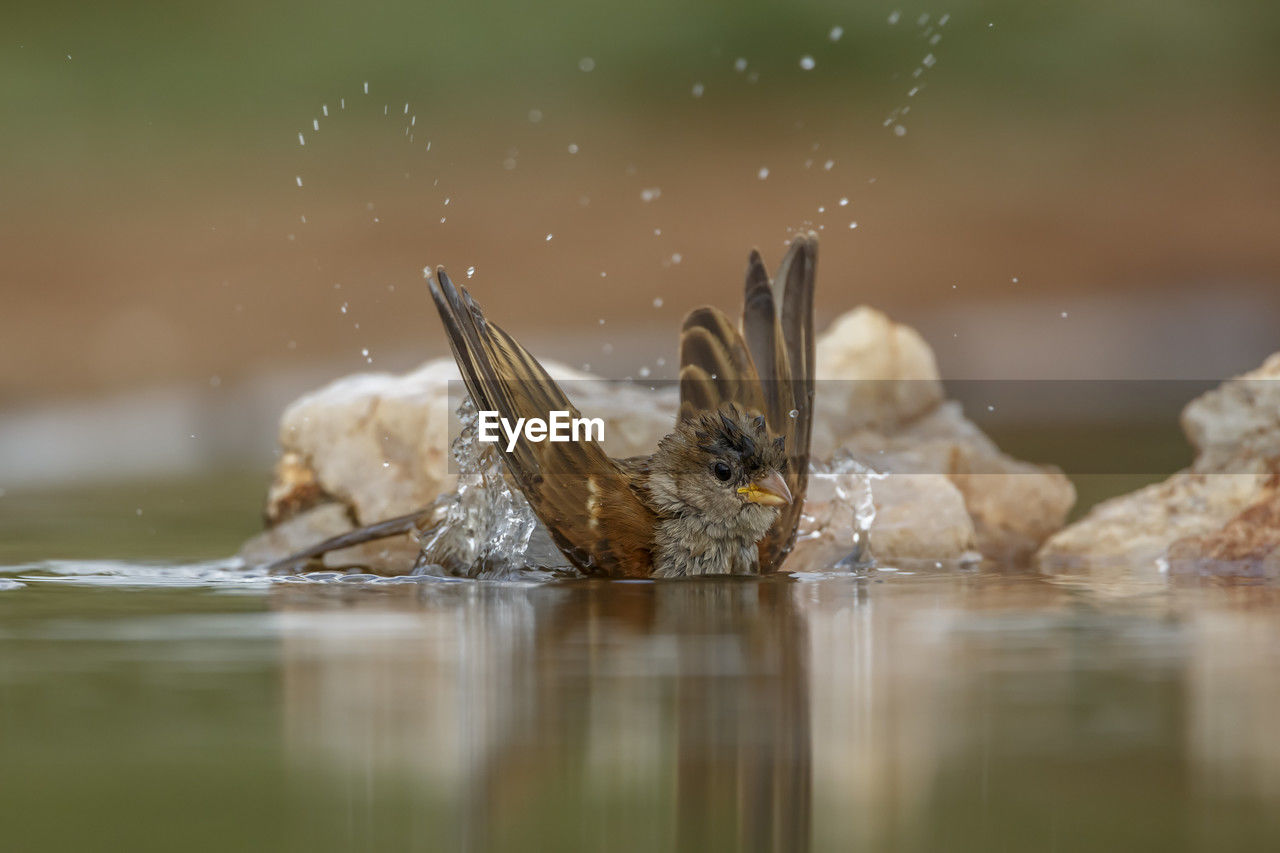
[271,358,675,525]
[812,306,943,454]
[1038,352,1280,573]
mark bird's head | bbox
[648,406,791,532]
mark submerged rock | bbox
[1038,353,1280,577]
[243,306,1074,573]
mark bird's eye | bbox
[712,461,732,482]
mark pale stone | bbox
[838,403,1075,562]
[812,306,943,455]
[240,503,353,565]
[270,358,676,525]
[1038,352,1280,575]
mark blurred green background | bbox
[2,0,1279,548]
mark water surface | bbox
[3,482,1279,851]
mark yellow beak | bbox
[737,470,792,507]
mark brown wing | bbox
[753,234,817,570]
[429,267,655,577]
[677,307,766,423]
[677,236,817,572]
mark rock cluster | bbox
[1037,353,1280,578]
[242,307,1077,572]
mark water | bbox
[4,548,1280,851]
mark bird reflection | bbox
[269,577,812,851]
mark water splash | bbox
[413,399,575,579]
[800,453,885,571]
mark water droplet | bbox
[734,57,747,72]
[322,104,329,117]
[799,56,815,71]
[670,253,682,264]
[839,197,849,206]
[567,143,579,154]
[295,176,303,187]
[888,10,900,25]
[757,166,770,180]
[545,233,553,241]
[1060,311,1069,319]
[922,53,936,68]
[987,405,996,412]
[893,124,907,136]
[917,12,930,26]
[528,108,543,123]
[1012,277,1019,283]
[298,133,305,146]
[598,318,606,325]
[340,302,348,314]
[818,206,825,213]
[312,119,319,131]
[136,508,143,516]
[789,409,799,418]
[940,13,951,26]
[823,159,834,171]
[656,357,666,367]
[578,57,595,72]
[691,82,705,98]
[638,366,651,378]
[363,81,369,94]
[652,297,663,308]
[466,266,476,279]
[829,25,844,42]
[849,221,859,229]
[640,187,661,202]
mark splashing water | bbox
[799,452,885,571]
[413,399,575,579]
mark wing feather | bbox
[428,268,655,577]
[676,306,765,423]
[756,235,817,570]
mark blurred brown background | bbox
[2,0,1279,492]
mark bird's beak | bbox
[738,470,792,507]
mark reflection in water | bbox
[274,578,815,850]
[9,561,1280,849]
[264,571,1280,850]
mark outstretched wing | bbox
[429,268,655,577]
[753,235,817,570]
[677,235,817,572]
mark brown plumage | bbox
[267,234,817,578]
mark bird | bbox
[266,234,816,578]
